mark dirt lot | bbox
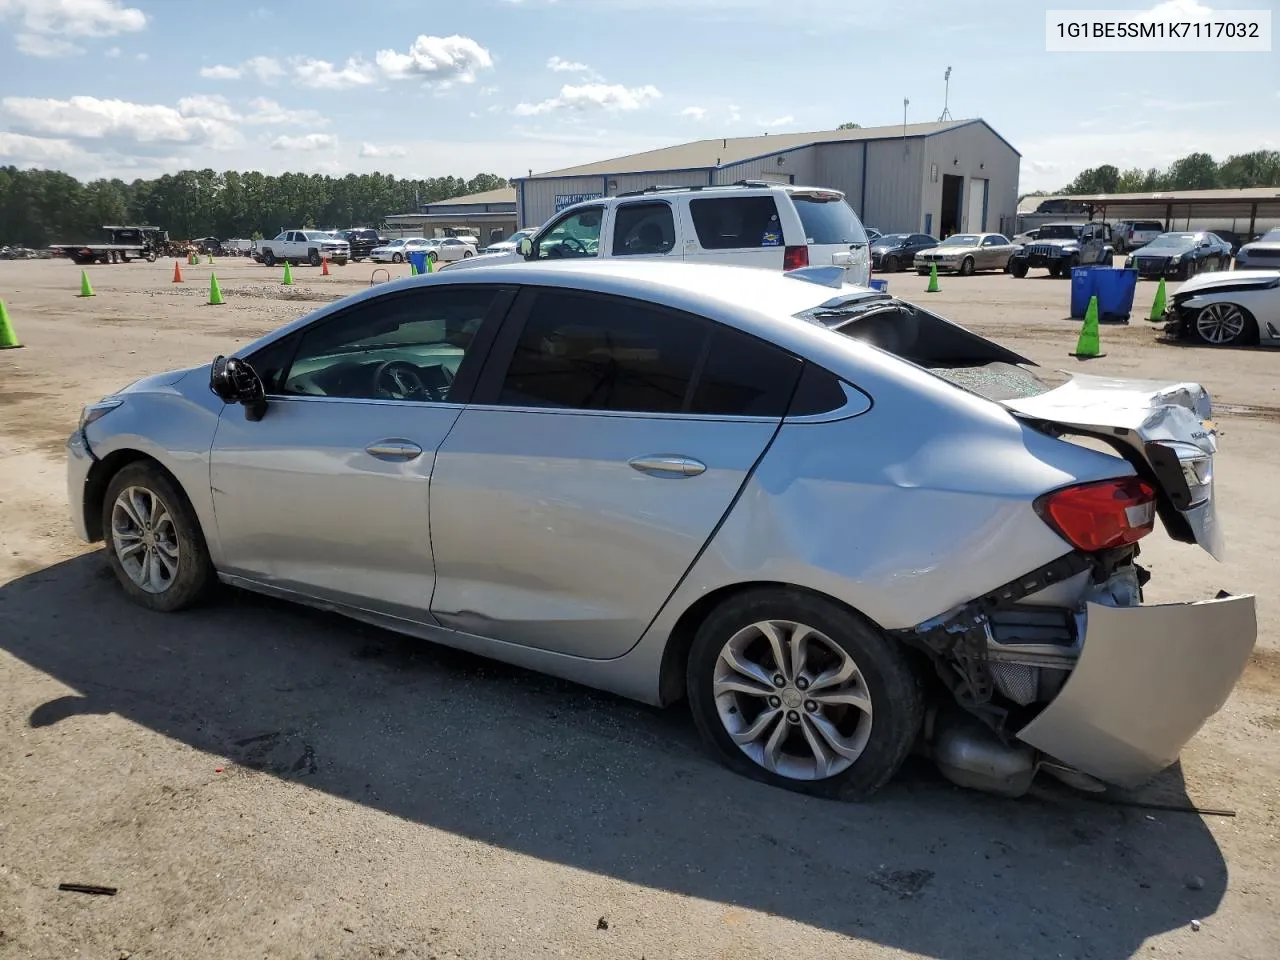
[1,256,1278,960]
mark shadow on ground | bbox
[2,554,1228,958]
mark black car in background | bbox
[870,233,939,272]
[1125,231,1233,280]
[340,228,387,262]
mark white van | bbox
[439,181,872,285]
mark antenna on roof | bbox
[903,98,909,138]
[939,66,953,122]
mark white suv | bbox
[439,182,871,284]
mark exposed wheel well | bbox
[657,580,884,706]
[82,449,175,542]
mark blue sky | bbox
[0,0,1274,193]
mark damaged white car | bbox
[66,261,1255,801]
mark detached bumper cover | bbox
[66,428,96,542]
[1016,595,1257,787]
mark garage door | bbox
[965,178,986,232]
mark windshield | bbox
[940,234,980,246]
[1146,234,1197,249]
[872,234,910,246]
[792,194,868,245]
[1037,225,1080,240]
[303,231,335,242]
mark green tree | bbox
[1166,152,1218,190]
[1061,164,1121,194]
[838,122,861,130]
[1217,150,1280,188]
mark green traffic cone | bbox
[0,299,23,349]
[282,261,294,285]
[925,262,939,293]
[1148,277,1167,322]
[208,273,225,305]
[409,260,418,276]
[1072,295,1104,359]
[78,270,94,297]
[424,255,434,274]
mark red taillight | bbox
[783,245,809,271]
[1036,477,1157,552]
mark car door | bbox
[608,200,682,261]
[677,194,786,270]
[428,287,802,659]
[209,283,513,621]
[981,234,1013,269]
[438,238,462,262]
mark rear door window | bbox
[791,194,868,245]
[688,196,784,249]
[612,202,677,256]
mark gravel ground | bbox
[1,257,1277,960]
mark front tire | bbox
[883,255,899,273]
[263,250,276,267]
[102,462,214,613]
[1010,260,1028,278]
[392,252,404,264]
[686,588,923,801]
[959,256,975,276]
[1193,302,1256,347]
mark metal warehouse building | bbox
[514,118,1020,239]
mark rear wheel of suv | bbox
[959,256,975,276]
[686,587,924,801]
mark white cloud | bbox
[177,94,239,122]
[2,95,241,148]
[547,55,591,73]
[359,142,407,158]
[271,132,337,151]
[0,0,146,41]
[14,32,81,57]
[243,97,327,126]
[756,114,794,127]
[680,106,707,120]
[135,51,145,60]
[479,85,499,96]
[514,83,662,116]
[727,103,742,123]
[292,56,378,90]
[374,34,494,83]
[105,45,120,57]
[200,55,284,82]
[0,131,79,163]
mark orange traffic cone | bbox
[321,256,330,276]
[172,260,184,283]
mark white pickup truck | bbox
[253,230,350,267]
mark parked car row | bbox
[370,237,480,264]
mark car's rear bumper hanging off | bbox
[1016,594,1257,787]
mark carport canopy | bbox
[1062,188,1280,238]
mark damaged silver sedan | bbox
[66,261,1256,800]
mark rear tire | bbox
[686,587,924,801]
[102,462,215,613]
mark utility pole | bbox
[939,66,953,122]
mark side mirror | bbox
[517,237,534,258]
[210,355,268,422]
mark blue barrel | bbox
[869,278,889,292]
[1093,268,1138,323]
[1070,266,1102,319]
[406,250,429,275]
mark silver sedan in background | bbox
[66,262,1255,801]
[914,233,1017,275]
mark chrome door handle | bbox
[365,439,423,461]
[628,455,706,477]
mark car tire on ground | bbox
[335,258,348,266]
[263,250,276,267]
[1064,254,1079,274]
[1010,260,1028,278]
[463,250,473,258]
[883,255,899,273]
[686,586,924,801]
[1192,302,1257,347]
[101,461,215,613]
[308,249,321,267]
[959,256,975,276]
[392,252,404,264]
[427,251,438,264]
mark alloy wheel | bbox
[110,485,180,594]
[713,620,874,780]
[1195,302,1247,345]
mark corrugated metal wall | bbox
[861,139,925,234]
[813,144,866,213]
[921,124,1020,237]
[714,146,816,187]
[608,169,708,196]
[519,175,606,229]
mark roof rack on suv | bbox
[617,180,781,198]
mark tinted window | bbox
[988,234,1010,245]
[912,235,937,246]
[612,202,677,256]
[791,194,868,244]
[246,334,300,395]
[497,292,706,413]
[690,327,801,417]
[689,196,784,249]
[1134,221,1163,230]
[787,363,848,416]
[279,288,497,402]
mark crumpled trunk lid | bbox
[1000,373,1221,559]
